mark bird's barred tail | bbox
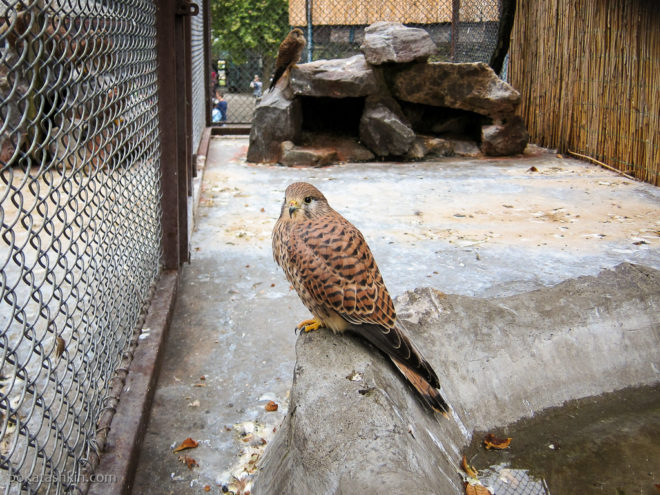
[391,357,449,417]
[269,67,286,90]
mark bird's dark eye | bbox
[304,196,312,204]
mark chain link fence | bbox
[477,463,552,495]
[210,0,501,124]
[1,1,161,493]
[190,2,206,153]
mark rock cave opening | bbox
[399,102,486,143]
[300,96,365,137]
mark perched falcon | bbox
[269,28,306,90]
[272,182,449,415]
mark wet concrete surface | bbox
[464,384,660,495]
[132,137,660,494]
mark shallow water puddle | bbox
[463,384,660,494]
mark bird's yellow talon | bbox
[296,318,323,333]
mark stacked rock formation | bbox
[247,22,528,165]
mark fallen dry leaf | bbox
[345,370,363,382]
[464,482,491,495]
[265,400,278,412]
[483,433,512,450]
[173,437,199,453]
[461,455,478,478]
[231,475,249,494]
[56,337,65,358]
[246,452,260,474]
[178,455,198,469]
[432,289,447,299]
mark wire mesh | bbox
[478,464,552,495]
[0,1,162,493]
[209,0,501,124]
[190,1,205,153]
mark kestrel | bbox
[269,28,306,90]
[272,182,449,415]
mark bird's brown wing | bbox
[270,31,304,89]
[290,213,443,393]
[290,212,396,327]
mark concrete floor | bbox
[132,137,660,494]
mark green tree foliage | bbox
[210,0,290,66]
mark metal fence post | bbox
[158,0,190,268]
[451,0,460,62]
[182,5,195,184]
[306,0,314,62]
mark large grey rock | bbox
[447,137,482,157]
[296,133,376,163]
[361,21,437,65]
[254,327,468,495]
[389,62,521,118]
[480,115,529,156]
[247,88,301,163]
[280,141,338,167]
[253,263,660,494]
[359,96,415,157]
[291,55,378,98]
[405,135,455,160]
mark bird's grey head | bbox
[280,182,330,221]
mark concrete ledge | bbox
[253,263,660,494]
[88,270,179,495]
[189,126,213,240]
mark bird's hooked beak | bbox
[288,199,300,218]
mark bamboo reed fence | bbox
[509,0,659,185]
[288,0,499,26]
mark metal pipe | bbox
[451,0,460,62]
[306,0,313,62]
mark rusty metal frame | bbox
[158,0,192,269]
